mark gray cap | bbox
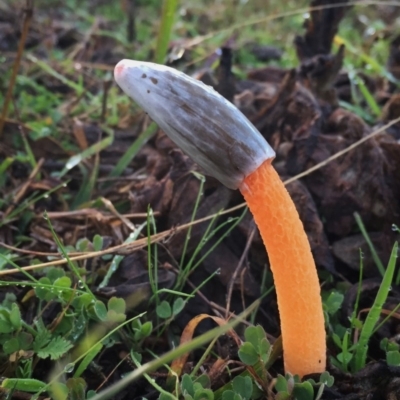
[114,59,275,189]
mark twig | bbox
[101,80,112,123]
[4,158,44,218]
[225,224,256,318]
[0,0,34,137]
[0,117,399,276]
[283,116,400,185]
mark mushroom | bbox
[114,60,326,377]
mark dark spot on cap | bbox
[141,73,147,78]
[150,77,158,84]
[147,90,150,93]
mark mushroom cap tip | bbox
[114,59,276,189]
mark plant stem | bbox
[240,159,326,377]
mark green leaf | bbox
[259,338,271,363]
[93,235,103,252]
[73,293,93,310]
[387,350,400,366]
[54,276,72,289]
[242,325,270,363]
[275,393,291,400]
[238,342,258,366]
[87,390,97,399]
[74,343,103,378]
[324,291,344,315]
[275,375,288,393]
[17,332,33,351]
[193,388,214,400]
[244,325,264,347]
[133,320,152,340]
[181,374,194,397]
[106,310,126,323]
[319,371,334,387]
[156,301,172,319]
[2,378,46,392]
[388,342,399,352]
[10,303,22,330]
[0,318,14,333]
[35,277,54,300]
[292,381,314,400]
[50,382,68,400]
[108,297,126,315]
[1,293,16,308]
[140,321,153,338]
[172,298,185,315]
[66,377,86,400]
[47,267,65,283]
[221,390,235,400]
[331,332,342,349]
[93,301,108,321]
[336,352,353,364]
[194,374,210,389]
[351,317,363,330]
[131,319,141,331]
[33,327,51,351]
[4,337,20,354]
[232,376,252,399]
[37,336,73,360]
[76,238,91,252]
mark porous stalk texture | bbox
[240,159,326,377]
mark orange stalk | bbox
[240,159,326,376]
[114,59,327,377]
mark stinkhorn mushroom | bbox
[114,59,326,377]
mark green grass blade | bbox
[70,166,93,209]
[147,206,159,307]
[73,342,103,378]
[353,74,381,117]
[179,172,205,270]
[154,0,179,64]
[354,242,398,371]
[107,122,157,179]
[0,182,66,228]
[0,157,14,187]
[26,54,87,96]
[338,100,375,124]
[43,313,146,398]
[84,300,260,400]
[2,378,46,393]
[0,254,38,282]
[59,134,113,179]
[189,209,247,273]
[21,134,37,169]
[373,302,400,335]
[44,211,95,299]
[354,212,385,277]
[335,36,396,83]
[130,352,176,399]
[349,249,364,338]
[98,222,147,288]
